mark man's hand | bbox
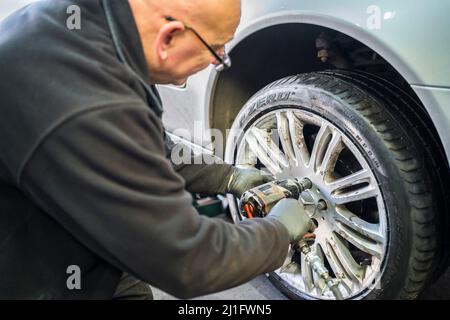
[227,167,274,198]
[266,199,314,243]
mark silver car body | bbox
[159,0,450,162]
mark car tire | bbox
[224,70,446,300]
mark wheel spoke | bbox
[276,110,312,169]
[245,127,288,175]
[319,132,345,179]
[327,169,373,192]
[276,112,297,167]
[235,143,258,167]
[331,183,378,204]
[334,206,384,244]
[325,236,365,285]
[332,207,383,259]
[287,111,310,166]
[320,242,354,293]
[309,122,332,172]
[280,248,295,269]
[279,249,299,274]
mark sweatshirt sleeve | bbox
[164,134,235,196]
[19,103,290,299]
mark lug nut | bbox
[317,200,327,211]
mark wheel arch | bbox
[207,12,449,167]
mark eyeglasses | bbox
[165,16,232,72]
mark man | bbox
[0,0,312,299]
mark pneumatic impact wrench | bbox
[239,178,344,300]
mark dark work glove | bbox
[226,167,274,198]
[266,199,314,243]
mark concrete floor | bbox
[153,275,287,300]
[153,268,450,300]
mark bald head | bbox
[129,0,241,84]
[179,0,241,43]
[144,0,241,32]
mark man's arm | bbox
[165,135,234,196]
[165,135,273,197]
[20,103,290,298]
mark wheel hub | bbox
[299,184,329,219]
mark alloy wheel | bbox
[231,108,388,300]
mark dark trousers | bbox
[112,273,153,300]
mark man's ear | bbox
[155,21,184,61]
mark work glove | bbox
[266,198,315,243]
[227,167,274,198]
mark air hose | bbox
[297,239,344,300]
